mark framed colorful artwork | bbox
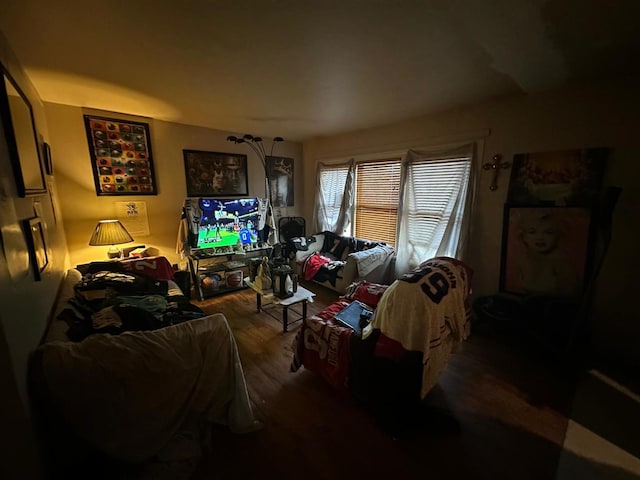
[499,206,593,297]
[183,149,248,196]
[83,115,157,195]
[266,156,294,207]
[507,147,608,206]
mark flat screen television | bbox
[196,197,261,249]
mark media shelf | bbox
[188,246,272,301]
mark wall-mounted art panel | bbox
[83,114,157,195]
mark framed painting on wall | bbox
[183,150,248,196]
[507,147,608,206]
[42,141,53,176]
[0,178,30,282]
[23,216,48,281]
[0,63,47,197]
[266,156,294,207]
[83,115,157,196]
[499,206,593,297]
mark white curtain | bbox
[394,143,477,276]
[313,159,355,235]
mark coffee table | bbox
[244,278,315,332]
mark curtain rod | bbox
[311,128,491,162]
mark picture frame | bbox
[43,141,53,176]
[83,114,157,196]
[23,216,48,281]
[266,156,294,206]
[183,149,248,197]
[499,206,593,297]
[507,147,608,206]
[0,63,47,197]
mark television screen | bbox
[196,197,260,249]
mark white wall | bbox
[0,33,69,479]
[44,103,303,268]
[303,76,640,367]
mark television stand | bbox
[188,246,272,301]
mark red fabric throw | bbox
[119,256,175,281]
[341,281,389,308]
[302,252,332,281]
[314,299,351,322]
[292,300,353,393]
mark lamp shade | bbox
[89,220,133,246]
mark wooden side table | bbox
[245,278,315,332]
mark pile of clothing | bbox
[58,262,204,341]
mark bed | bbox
[32,256,260,476]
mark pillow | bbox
[321,232,350,260]
[80,256,175,281]
[341,281,389,308]
[119,256,176,281]
[353,238,385,251]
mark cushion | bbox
[341,281,390,309]
[321,232,351,260]
[348,244,394,277]
[79,256,176,281]
[119,256,176,281]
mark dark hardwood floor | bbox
[190,281,583,480]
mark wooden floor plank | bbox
[191,281,580,480]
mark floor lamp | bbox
[227,134,284,245]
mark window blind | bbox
[355,160,401,246]
[318,165,349,228]
[317,148,473,269]
[403,156,471,257]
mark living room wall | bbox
[43,103,303,268]
[0,34,69,479]
[303,75,640,369]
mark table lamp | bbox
[89,219,134,259]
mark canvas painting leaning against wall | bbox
[507,147,608,206]
[500,206,592,297]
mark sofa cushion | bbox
[341,281,390,309]
[321,231,351,260]
[348,244,395,277]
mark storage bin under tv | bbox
[188,246,272,300]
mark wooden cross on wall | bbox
[483,154,511,191]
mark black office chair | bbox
[273,217,306,265]
[278,216,306,244]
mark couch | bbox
[287,231,395,294]
[31,256,260,477]
[290,257,473,432]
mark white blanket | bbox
[349,245,394,277]
[366,257,471,398]
[39,313,260,463]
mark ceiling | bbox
[1,0,639,142]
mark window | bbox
[315,144,475,273]
[398,155,472,268]
[315,163,351,234]
[354,160,401,246]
